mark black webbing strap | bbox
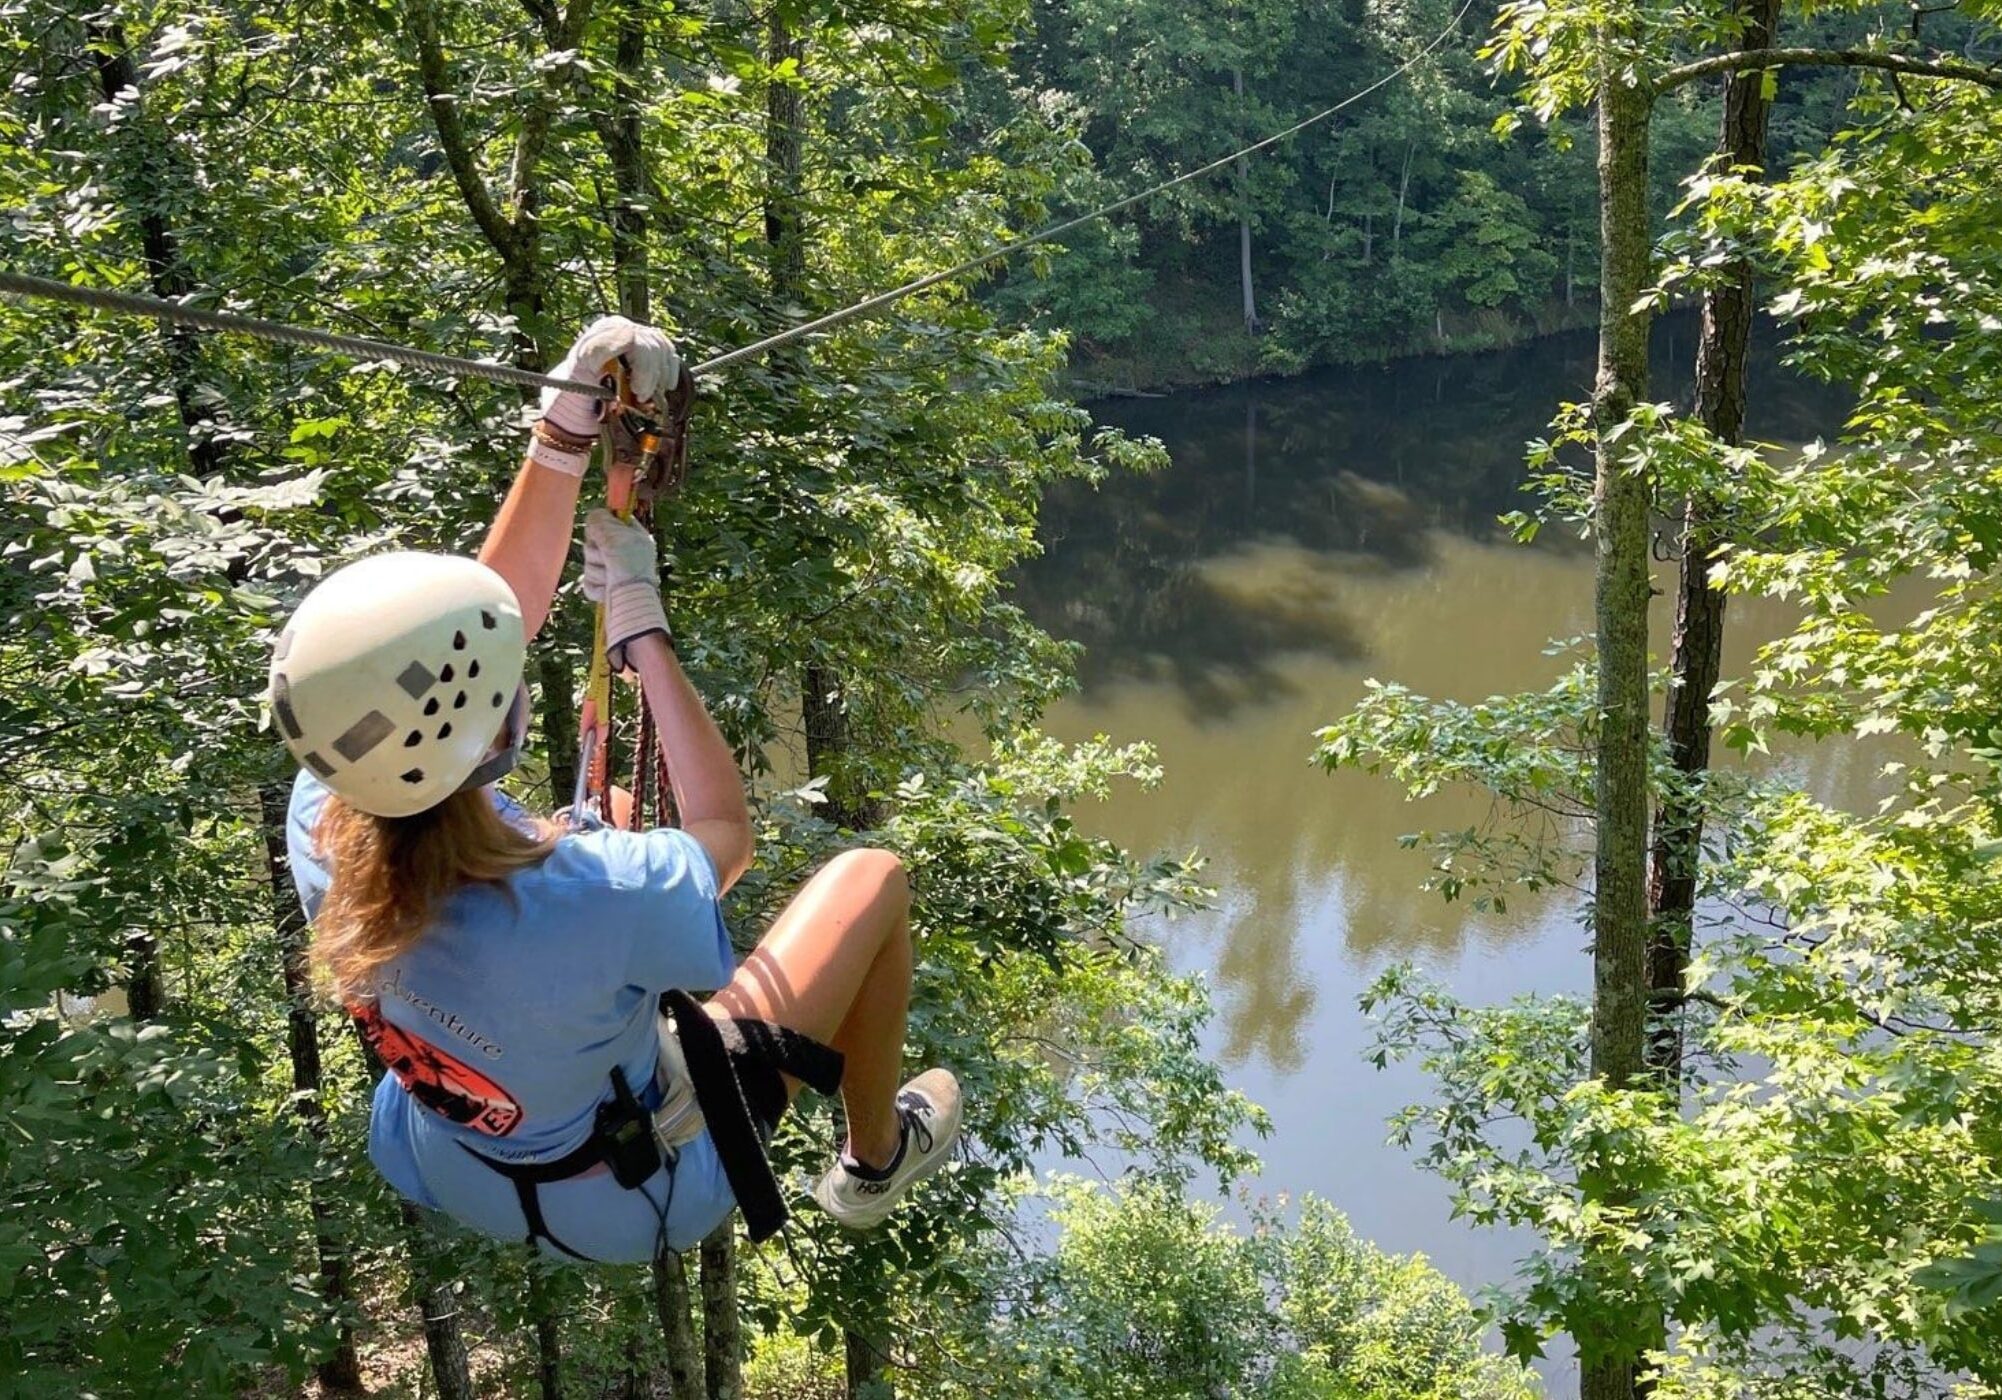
[662,989,843,1242]
[460,1135,612,1261]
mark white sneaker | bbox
[812,1069,961,1229]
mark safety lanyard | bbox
[569,368,696,830]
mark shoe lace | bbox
[894,1091,934,1157]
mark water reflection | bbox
[1020,317,1845,714]
[1012,318,1882,1315]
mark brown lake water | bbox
[1012,317,1870,1388]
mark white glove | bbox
[581,508,670,670]
[540,316,682,438]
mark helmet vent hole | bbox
[452,631,467,651]
[404,731,422,748]
[400,768,425,784]
[468,659,481,678]
[423,698,440,717]
[440,664,455,683]
[492,692,505,708]
[437,723,452,740]
[453,691,467,710]
[481,610,497,630]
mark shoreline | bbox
[1065,295,1605,399]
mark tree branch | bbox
[1652,46,2002,96]
[518,0,562,44]
[406,0,520,261]
[505,0,597,219]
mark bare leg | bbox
[707,848,912,1169]
[478,457,586,642]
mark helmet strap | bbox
[457,684,531,794]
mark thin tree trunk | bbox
[619,1337,651,1400]
[1233,67,1258,333]
[93,30,363,1386]
[529,1263,564,1400]
[845,1329,892,1400]
[405,1203,476,1400]
[701,1225,741,1400]
[1648,0,1779,1083]
[765,9,807,302]
[653,1247,704,1399]
[1392,141,1414,257]
[87,23,222,478]
[608,0,650,325]
[1581,60,1656,1400]
[89,21,197,1022]
[260,782,365,1391]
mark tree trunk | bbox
[768,20,869,834]
[1647,0,1779,1084]
[765,10,807,301]
[653,1247,704,1399]
[701,1225,741,1400]
[608,0,650,325]
[260,782,365,1391]
[845,1329,892,1400]
[1233,67,1258,334]
[619,1337,651,1400]
[530,1263,564,1400]
[1581,63,1656,1400]
[1392,141,1414,257]
[1566,220,1577,306]
[89,21,202,1022]
[804,662,867,827]
[405,1203,476,1400]
[87,22,222,477]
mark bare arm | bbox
[625,633,754,891]
[477,457,585,642]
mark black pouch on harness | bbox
[596,1065,662,1189]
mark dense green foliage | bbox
[1316,15,2002,1399]
[988,0,1918,386]
[959,1182,1537,1400]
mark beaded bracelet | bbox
[527,419,596,476]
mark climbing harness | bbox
[0,0,1473,384]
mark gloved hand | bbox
[540,316,681,438]
[581,508,670,671]
[530,318,680,477]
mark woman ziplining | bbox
[270,315,960,1263]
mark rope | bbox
[0,4,1470,385]
[0,270,614,400]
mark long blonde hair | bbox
[312,789,557,999]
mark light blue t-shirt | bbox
[287,770,742,1261]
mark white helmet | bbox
[269,553,529,818]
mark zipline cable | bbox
[0,1,1473,385]
[0,270,616,399]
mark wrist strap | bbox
[528,421,593,476]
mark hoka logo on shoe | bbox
[856,1178,893,1195]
